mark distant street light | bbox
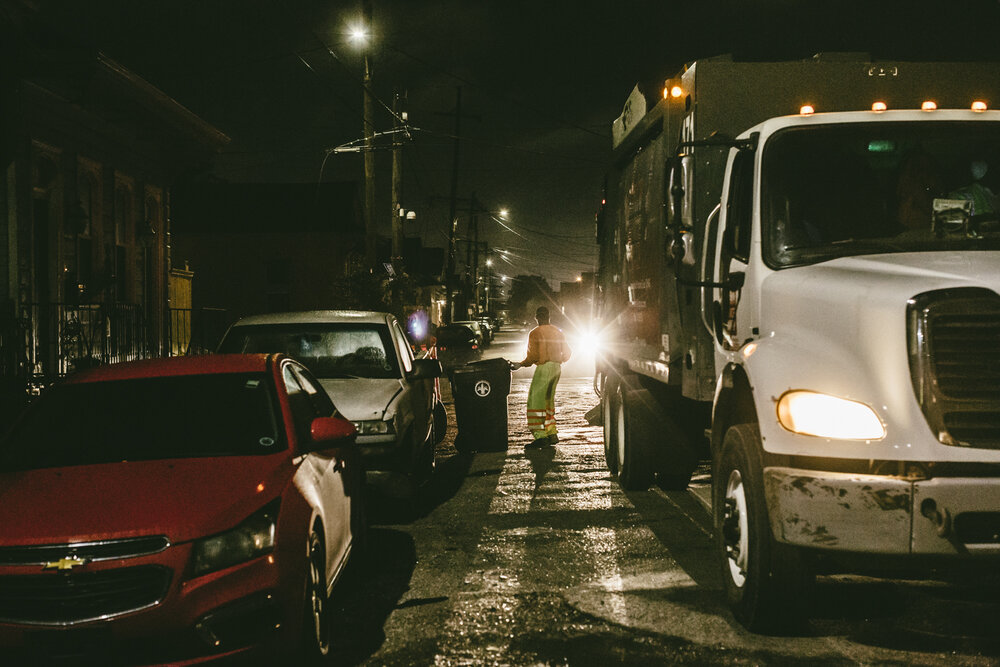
[498,208,509,220]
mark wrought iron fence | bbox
[19,302,148,391]
[167,307,230,356]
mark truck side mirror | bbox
[667,155,693,230]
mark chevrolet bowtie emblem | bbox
[43,556,90,571]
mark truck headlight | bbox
[191,501,279,576]
[353,420,395,436]
[776,390,886,440]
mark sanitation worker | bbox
[510,306,572,447]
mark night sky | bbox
[31,0,1000,285]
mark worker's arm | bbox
[512,328,539,369]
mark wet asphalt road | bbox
[322,327,1000,666]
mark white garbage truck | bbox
[595,53,1000,630]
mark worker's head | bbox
[535,306,549,324]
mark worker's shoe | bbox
[526,437,550,448]
[547,434,559,445]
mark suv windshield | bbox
[219,323,400,379]
[0,373,282,471]
[763,121,1000,268]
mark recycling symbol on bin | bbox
[474,380,492,397]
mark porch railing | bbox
[10,303,229,392]
[167,307,230,356]
[19,302,147,391]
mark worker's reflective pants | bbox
[526,361,562,440]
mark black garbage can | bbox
[450,357,512,452]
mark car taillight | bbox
[439,345,447,351]
[472,344,478,349]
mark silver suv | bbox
[218,310,443,495]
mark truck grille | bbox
[909,289,1000,449]
[0,565,171,626]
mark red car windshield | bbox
[0,373,283,472]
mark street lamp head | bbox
[498,208,509,220]
[486,258,493,267]
[348,23,370,46]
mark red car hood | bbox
[0,455,293,546]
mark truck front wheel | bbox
[715,423,812,632]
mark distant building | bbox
[0,5,227,404]
[170,181,364,333]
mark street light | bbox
[348,24,369,44]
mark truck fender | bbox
[711,362,757,459]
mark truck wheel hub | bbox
[723,470,749,588]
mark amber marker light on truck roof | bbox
[776,390,886,440]
[663,84,684,99]
[921,100,938,111]
[872,101,888,112]
[799,104,815,115]
[972,100,988,112]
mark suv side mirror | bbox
[408,358,443,380]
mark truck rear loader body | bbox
[595,54,1000,629]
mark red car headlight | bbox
[191,500,280,577]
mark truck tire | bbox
[616,385,655,491]
[715,423,812,632]
[602,375,619,475]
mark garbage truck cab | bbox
[596,54,1000,631]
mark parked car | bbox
[0,354,363,664]
[452,320,487,347]
[218,310,444,495]
[435,322,484,370]
[476,316,495,343]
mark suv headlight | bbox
[191,500,279,576]
[353,420,395,436]
[776,390,885,440]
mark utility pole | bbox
[444,86,463,324]
[362,0,377,271]
[471,193,480,316]
[391,89,405,271]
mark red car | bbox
[0,354,363,664]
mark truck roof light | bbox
[799,104,815,115]
[921,100,937,111]
[663,84,684,99]
[972,100,988,112]
[871,101,887,112]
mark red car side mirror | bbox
[309,416,357,445]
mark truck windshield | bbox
[763,121,1000,268]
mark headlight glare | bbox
[776,391,885,440]
[192,501,278,576]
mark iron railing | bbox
[10,303,230,393]
[167,307,230,356]
[19,302,148,391]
